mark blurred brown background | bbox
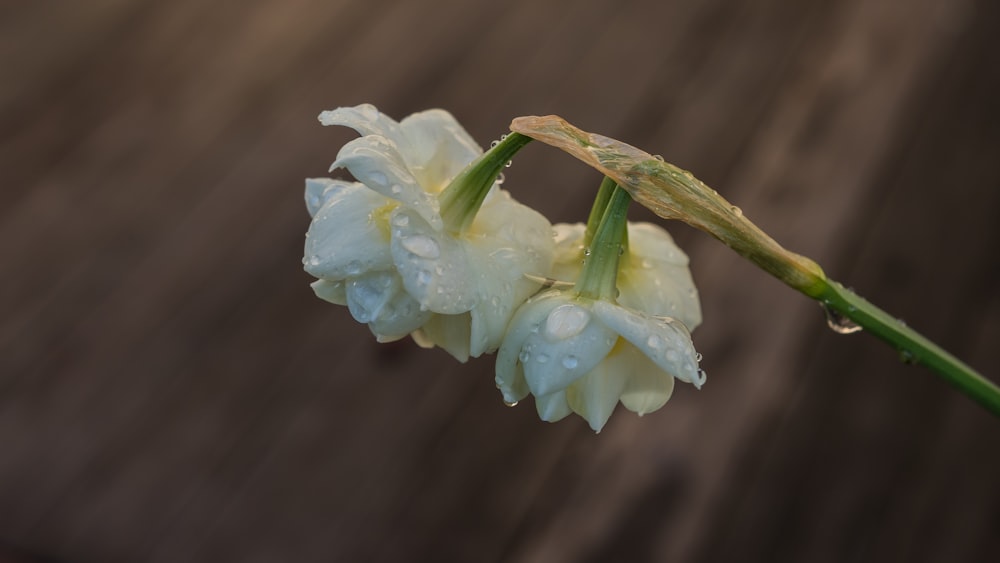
[2,0,999,561]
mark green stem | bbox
[584,177,617,246]
[817,280,1000,416]
[576,184,631,301]
[439,132,532,232]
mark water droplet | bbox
[536,353,549,364]
[390,184,403,195]
[666,350,679,362]
[519,351,531,363]
[899,349,916,364]
[504,400,519,407]
[618,245,625,256]
[730,205,742,217]
[653,154,665,161]
[495,172,505,185]
[505,160,513,168]
[401,235,440,259]
[584,248,592,256]
[434,265,444,275]
[393,214,409,227]
[369,171,388,186]
[345,260,362,275]
[416,270,432,286]
[500,133,508,140]
[545,305,591,340]
[562,355,579,369]
[490,140,500,148]
[491,296,501,308]
[647,335,663,349]
[821,303,863,334]
[307,255,321,266]
[695,352,703,362]
[696,368,707,384]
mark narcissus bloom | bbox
[496,187,704,432]
[304,104,553,361]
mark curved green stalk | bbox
[817,280,1000,415]
[510,114,1000,417]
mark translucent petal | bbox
[310,279,347,305]
[549,222,587,283]
[462,190,555,356]
[495,290,565,403]
[389,208,477,314]
[305,178,359,218]
[614,345,675,415]
[416,313,472,363]
[368,289,432,342]
[521,297,617,397]
[303,183,393,279]
[590,300,703,387]
[618,222,702,330]
[331,135,442,230]
[535,390,572,422]
[318,104,406,148]
[398,109,482,191]
[565,357,628,432]
[345,271,398,324]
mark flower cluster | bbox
[304,104,703,431]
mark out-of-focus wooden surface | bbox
[2,1,999,561]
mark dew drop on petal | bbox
[545,304,591,340]
[561,355,579,369]
[647,334,663,349]
[401,235,441,259]
[390,184,403,195]
[369,171,388,186]
[695,352,703,362]
[504,400,519,407]
[345,260,362,275]
[519,350,531,363]
[308,256,320,267]
[393,214,409,227]
[416,270,432,286]
[666,350,679,362]
[536,353,549,364]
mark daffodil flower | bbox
[304,104,554,361]
[496,183,703,431]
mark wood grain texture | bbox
[1,0,998,562]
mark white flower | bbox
[551,222,702,328]
[304,104,554,361]
[495,221,702,432]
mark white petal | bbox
[535,390,572,422]
[462,189,556,356]
[345,271,398,324]
[565,358,628,432]
[331,135,442,230]
[318,104,406,148]
[368,289,432,342]
[618,222,702,330]
[303,183,393,279]
[305,178,358,218]
[389,208,477,314]
[614,344,675,415]
[415,313,472,362]
[310,279,347,305]
[521,297,617,397]
[398,109,482,191]
[591,300,703,387]
[549,222,587,283]
[495,290,564,402]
